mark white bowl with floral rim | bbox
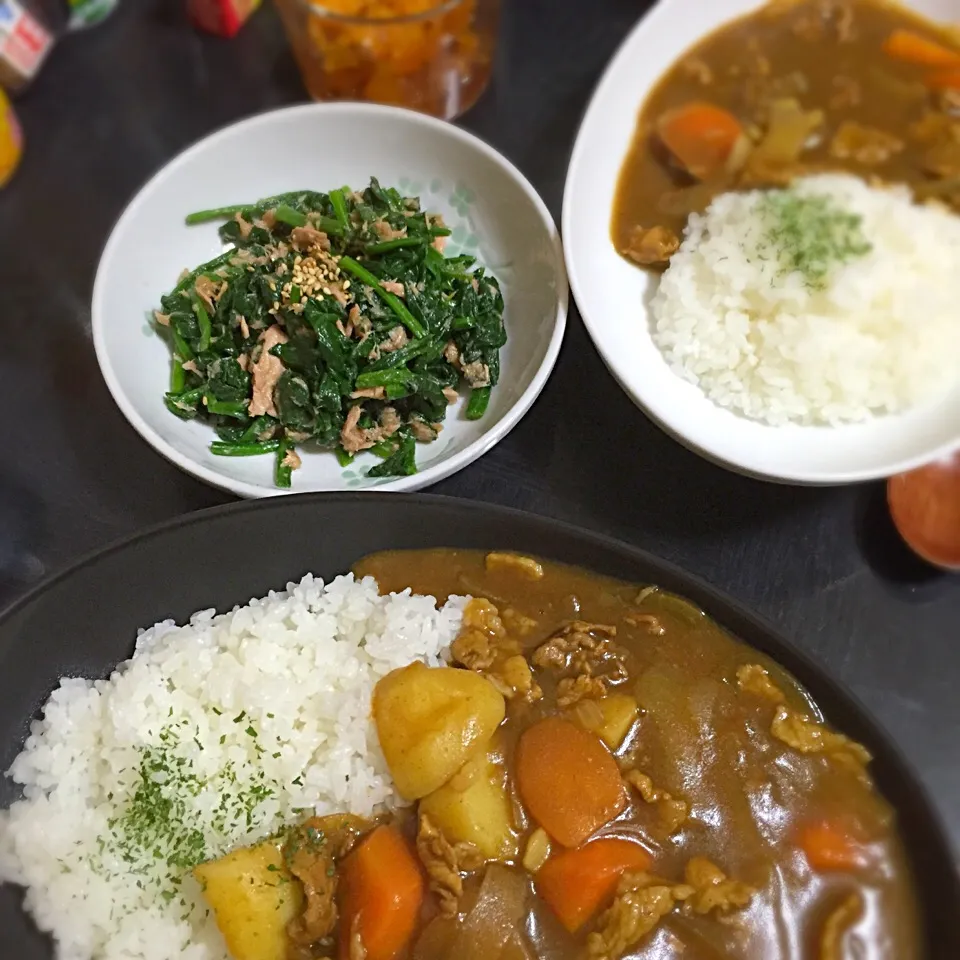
[93,103,567,496]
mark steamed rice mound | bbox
[0,574,466,960]
[652,174,960,426]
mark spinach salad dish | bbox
[154,179,506,487]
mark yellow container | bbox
[0,87,22,188]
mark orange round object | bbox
[515,716,627,848]
[887,453,960,571]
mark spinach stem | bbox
[273,204,307,228]
[192,294,212,353]
[329,188,349,229]
[275,440,293,488]
[367,434,417,478]
[355,367,415,390]
[369,438,400,459]
[238,416,274,443]
[209,440,281,456]
[315,216,344,236]
[338,256,426,338]
[170,358,186,393]
[172,329,194,362]
[364,237,428,255]
[205,396,248,419]
[465,387,490,420]
[185,205,248,225]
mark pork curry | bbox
[194,550,920,960]
[612,0,960,267]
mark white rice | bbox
[652,173,960,425]
[0,573,467,960]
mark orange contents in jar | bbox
[276,0,497,119]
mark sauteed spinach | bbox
[155,179,506,487]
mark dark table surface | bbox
[1,0,958,854]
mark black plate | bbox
[0,493,957,958]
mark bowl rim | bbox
[0,492,956,957]
[92,101,568,497]
[561,0,960,486]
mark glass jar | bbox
[273,0,500,120]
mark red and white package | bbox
[0,0,53,88]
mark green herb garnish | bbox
[98,723,279,899]
[758,189,872,290]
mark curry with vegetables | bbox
[193,550,919,960]
[612,0,960,267]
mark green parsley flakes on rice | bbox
[652,174,960,426]
[0,574,466,960]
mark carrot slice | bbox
[338,825,425,960]
[882,28,960,67]
[536,838,653,932]
[925,67,960,90]
[655,101,744,180]
[515,716,626,848]
[799,820,868,872]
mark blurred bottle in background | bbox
[0,84,22,186]
[65,0,116,29]
[0,0,113,189]
[0,0,55,93]
[0,0,113,97]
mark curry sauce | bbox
[612,0,960,266]
[355,549,921,960]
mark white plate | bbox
[563,0,960,485]
[94,103,567,497]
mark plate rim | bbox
[92,101,568,498]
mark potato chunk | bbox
[194,839,303,960]
[569,693,639,751]
[373,662,506,799]
[595,694,639,750]
[419,742,519,860]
